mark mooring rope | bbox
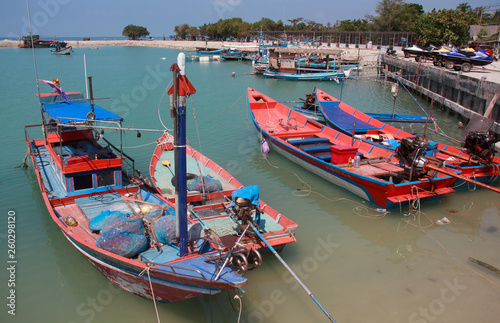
[139,266,161,323]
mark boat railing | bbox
[142,260,211,281]
[100,135,136,176]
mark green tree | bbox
[476,27,489,39]
[336,19,371,31]
[366,0,405,31]
[174,24,190,40]
[398,3,424,31]
[122,24,149,40]
[288,18,304,30]
[414,9,477,46]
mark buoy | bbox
[262,139,270,154]
[65,215,78,227]
[141,205,151,214]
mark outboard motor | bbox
[463,131,496,163]
[395,138,429,166]
[303,92,317,110]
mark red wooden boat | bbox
[315,88,500,193]
[315,88,417,141]
[248,87,500,210]
[150,131,298,252]
[24,76,257,303]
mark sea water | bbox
[0,46,499,323]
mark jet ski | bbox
[403,44,438,61]
[437,49,493,72]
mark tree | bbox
[122,24,149,40]
[414,9,477,46]
[366,0,405,31]
[174,24,191,40]
[476,27,489,39]
[397,3,424,31]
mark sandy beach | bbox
[0,38,383,64]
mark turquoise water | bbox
[1,46,499,323]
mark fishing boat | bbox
[221,49,243,60]
[315,88,500,191]
[196,48,224,55]
[150,132,298,253]
[248,88,500,210]
[18,35,67,48]
[264,47,349,81]
[315,88,423,140]
[50,45,72,55]
[263,69,348,81]
[24,74,257,303]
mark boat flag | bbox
[40,79,70,102]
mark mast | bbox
[168,53,196,257]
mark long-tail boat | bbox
[24,69,261,302]
[248,88,500,210]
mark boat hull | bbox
[264,70,346,81]
[248,88,459,210]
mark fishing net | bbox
[88,210,131,231]
[96,228,148,258]
[187,175,223,193]
[152,216,176,244]
[101,213,144,235]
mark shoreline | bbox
[0,39,382,63]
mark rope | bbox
[139,266,161,323]
[234,294,243,323]
[188,96,207,199]
[261,150,389,217]
[206,91,246,123]
[158,80,173,131]
[121,140,158,149]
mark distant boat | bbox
[50,46,72,55]
[18,35,67,48]
[264,47,349,81]
[263,69,349,81]
[221,49,243,60]
[196,48,224,55]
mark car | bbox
[470,43,494,56]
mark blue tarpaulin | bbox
[320,101,381,132]
[42,101,123,124]
[229,185,261,207]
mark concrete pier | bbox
[381,55,500,134]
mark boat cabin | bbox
[27,93,127,198]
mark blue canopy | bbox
[319,101,381,132]
[42,101,123,124]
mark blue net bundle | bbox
[89,210,131,231]
[101,213,144,235]
[96,228,148,258]
[143,209,165,222]
[187,175,223,193]
[152,216,176,244]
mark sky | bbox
[0,0,495,38]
